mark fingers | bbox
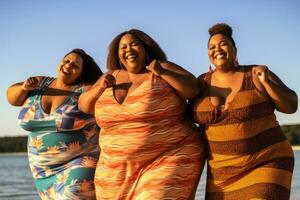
[22,77,39,90]
[99,73,115,88]
[252,65,269,83]
[253,65,268,74]
[104,74,116,87]
[146,59,163,76]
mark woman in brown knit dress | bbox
[192,23,298,200]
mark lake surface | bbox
[0,151,299,200]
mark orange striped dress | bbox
[193,66,294,200]
[94,73,205,200]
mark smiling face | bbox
[208,33,236,70]
[57,53,83,84]
[118,33,147,73]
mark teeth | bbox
[216,54,225,59]
[126,55,137,59]
[62,70,71,75]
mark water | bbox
[0,151,299,200]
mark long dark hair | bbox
[107,29,167,70]
[64,48,103,84]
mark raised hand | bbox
[96,73,116,89]
[252,65,269,83]
[146,59,165,76]
[22,77,40,91]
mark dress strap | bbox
[198,72,211,97]
[240,65,256,91]
[36,77,55,99]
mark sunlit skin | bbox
[205,33,297,113]
[207,34,244,108]
[57,53,83,86]
[21,53,83,92]
[118,34,147,75]
[7,53,86,114]
[208,33,236,72]
[78,32,199,114]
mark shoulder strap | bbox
[36,77,54,99]
[240,65,256,91]
[198,72,211,97]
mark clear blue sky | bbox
[1,0,299,136]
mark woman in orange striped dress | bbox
[192,23,298,199]
[79,29,206,199]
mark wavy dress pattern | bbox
[193,66,294,200]
[18,77,100,200]
[94,73,205,200]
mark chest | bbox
[113,72,149,105]
[40,88,73,114]
[209,72,244,107]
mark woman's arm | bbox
[6,76,43,106]
[78,73,115,114]
[252,65,298,113]
[146,60,199,99]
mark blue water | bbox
[0,151,299,200]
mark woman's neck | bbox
[214,64,238,75]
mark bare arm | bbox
[252,65,298,113]
[146,60,199,99]
[78,73,115,114]
[6,76,44,106]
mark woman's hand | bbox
[94,73,116,89]
[252,65,269,84]
[252,65,298,113]
[7,76,44,106]
[146,60,198,99]
[79,73,116,114]
[146,59,165,76]
[22,77,40,91]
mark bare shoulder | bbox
[159,60,192,75]
[159,61,179,69]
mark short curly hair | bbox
[64,48,103,84]
[208,23,236,49]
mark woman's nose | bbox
[126,45,133,51]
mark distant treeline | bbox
[281,124,300,145]
[1,124,300,152]
[0,136,27,152]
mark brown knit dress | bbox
[193,66,294,200]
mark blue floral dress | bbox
[18,77,100,200]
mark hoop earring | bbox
[234,56,239,67]
[209,63,215,72]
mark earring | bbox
[209,63,215,72]
[234,57,239,67]
[146,54,150,65]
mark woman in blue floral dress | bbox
[7,49,102,200]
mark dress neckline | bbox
[207,66,245,111]
[112,70,152,105]
[38,77,78,115]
